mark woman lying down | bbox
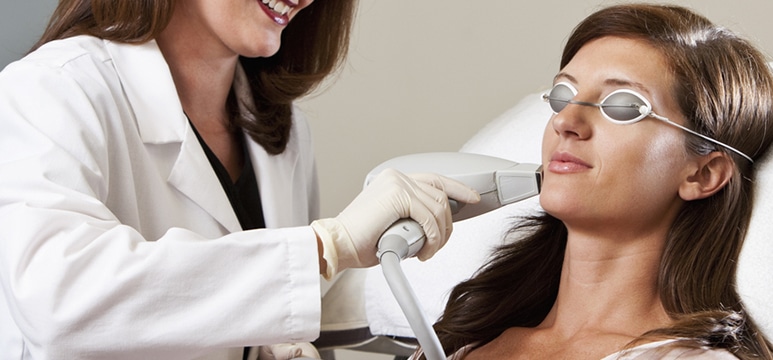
[421,3,773,360]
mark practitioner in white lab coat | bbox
[0,0,480,359]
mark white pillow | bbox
[458,92,547,162]
[738,149,773,339]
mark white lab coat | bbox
[0,35,323,359]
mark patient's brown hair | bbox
[429,4,773,359]
[32,0,357,155]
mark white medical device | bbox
[365,152,542,360]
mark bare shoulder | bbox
[463,327,629,360]
[608,340,738,360]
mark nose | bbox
[550,102,592,140]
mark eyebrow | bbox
[554,72,653,95]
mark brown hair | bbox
[32,0,357,154]
[429,4,773,359]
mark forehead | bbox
[558,36,674,95]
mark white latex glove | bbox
[311,168,480,279]
[257,342,320,360]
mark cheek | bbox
[540,121,555,164]
[602,128,688,209]
[634,129,687,180]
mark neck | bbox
[156,7,245,181]
[539,231,672,339]
[156,4,238,129]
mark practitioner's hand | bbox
[312,169,480,278]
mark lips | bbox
[548,151,592,173]
[258,0,296,26]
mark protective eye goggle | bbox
[542,82,753,163]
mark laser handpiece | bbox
[365,152,542,258]
[365,152,542,360]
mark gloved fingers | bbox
[293,343,321,358]
[368,169,451,261]
[258,342,320,360]
[360,168,413,219]
[409,172,482,205]
[405,184,453,261]
[412,180,453,241]
[257,344,296,360]
[386,170,478,261]
[407,173,481,261]
[325,168,481,273]
[407,202,443,261]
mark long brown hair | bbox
[430,4,773,359]
[32,0,357,154]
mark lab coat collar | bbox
[168,128,243,233]
[106,39,242,232]
[104,39,187,144]
[104,39,306,232]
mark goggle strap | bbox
[649,113,754,163]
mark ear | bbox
[679,152,735,201]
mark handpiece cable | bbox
[377,219,446,360]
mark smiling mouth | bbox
[261,0,292,16]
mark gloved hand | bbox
[311,168,480,279]
[257,342,320,359]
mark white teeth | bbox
[275,2,288,15]
[263,0,291,16]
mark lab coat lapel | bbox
[105,39,242,233]
[246,136,298,229]
[168,128,242,233]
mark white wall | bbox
[299,0,773,217]
[2,0,772,218]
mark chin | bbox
[241,44,281,58]
[233,31,283,58]
[539,192,582,219]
